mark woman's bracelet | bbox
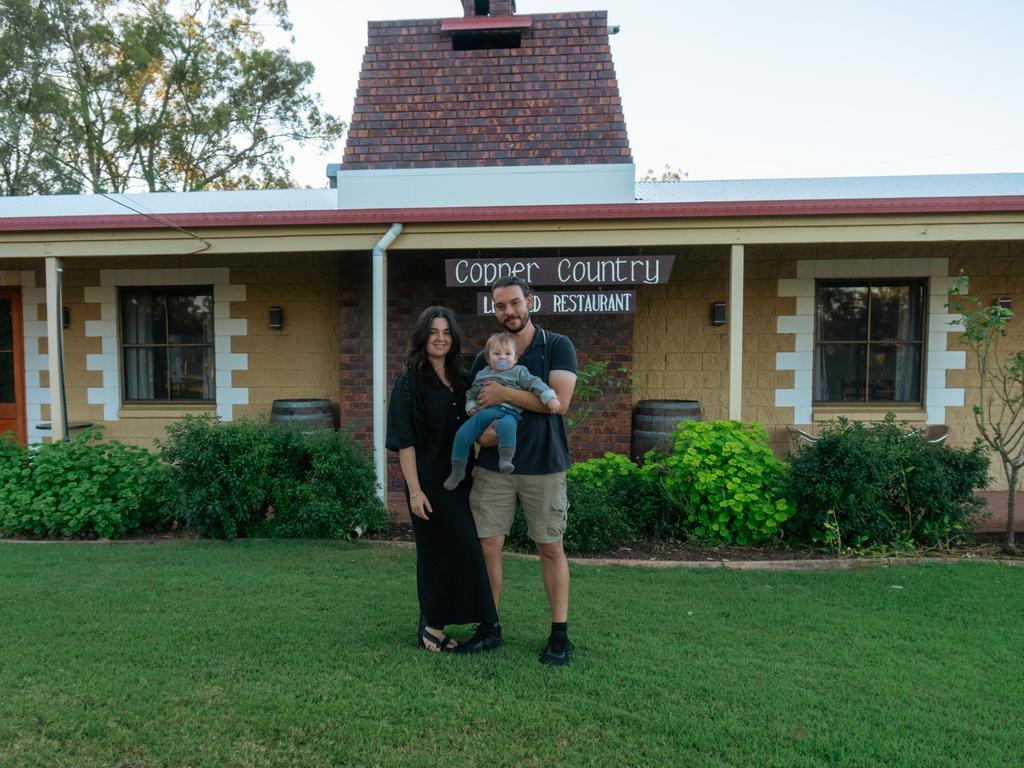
[409,489,422,498]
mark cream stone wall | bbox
[634,245,798,453]
[54,253,339,448]
[944,240,1024,492]
[634,246,730,418]
[741,249,802,453]
[10,240,1023,498]
[635,241,1024,473]
[230,256,339,418]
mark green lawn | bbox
[1,541,1021,768]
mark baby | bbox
[443,332,561,490]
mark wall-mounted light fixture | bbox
[710,301,727,326]
[268,306,284,330]
[62,306,70,329]
[996,297,1012,312]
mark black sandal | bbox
[418,625,457,652]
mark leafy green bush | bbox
[0,434,33,533]
[784,417,990,550]
[0,429,171,539]
[649,420,793,544]
[159,415,388,540]
[504,453,662,554]
[564,453,659,552]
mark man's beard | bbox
[503,311,529,333]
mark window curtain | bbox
[123,297,158,400]
[813,288,831,401]
[893,285,923,401]
[814,346,829,401]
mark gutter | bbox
[5,195,1024,233]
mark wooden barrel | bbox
[631,400,702,462]
[270,399,335,431]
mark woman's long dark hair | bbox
[405,306,468,392]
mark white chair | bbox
[786,425,818,449]
[905,424,950,444]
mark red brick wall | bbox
[343,11,631,169]
[336,250,634,516]
[461,0,517,16]
[337,254,374,446]
[974,492,1024,533]
[490,0,516,15]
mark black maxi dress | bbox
[385,368,498,629]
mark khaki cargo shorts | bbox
[470,466,568,544]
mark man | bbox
[461,276,578,666]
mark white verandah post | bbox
[44,256,67,441]
[729,244,744,421]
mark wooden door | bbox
[0,288,26,444]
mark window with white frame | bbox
[120,287,214,401]
[813,280,925,404]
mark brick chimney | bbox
[461,0,517,16]
[342,6,632,171]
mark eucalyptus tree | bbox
[950,275,1023,553]
[0,0,71,194]
[0,0,343,194]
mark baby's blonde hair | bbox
[485,332,517,357]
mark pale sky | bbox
[272,0,1024,188]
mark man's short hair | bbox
[491,275,532,297]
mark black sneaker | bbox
[453,622,503,655]
[539,634,571,666]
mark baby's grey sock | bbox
[444,460,467,490]
[498,446,515,474]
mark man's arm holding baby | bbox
[475,369,576,447]
[518,367,563,414]
[475,369,574,415]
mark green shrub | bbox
[564,453,660,552]
[159,415,388,540]
[504,453,662,554]
[784,416,990,550]
[649,420,793,544]
[0,434,32,533]
[0,429,171,539]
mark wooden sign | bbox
[477,290,635,315]
[447,255,674,287]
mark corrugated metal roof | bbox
[3,172,1024,228]
[634,173,1024,203]
[0,188,336,219]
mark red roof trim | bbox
[440,15,532,31]
[3,195,1024,233]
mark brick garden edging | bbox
[565,555,1018,570]
[361,539,1018,571]
[2,538,1018,570]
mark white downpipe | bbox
[372,223,403,502]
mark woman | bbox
[385,306,501,653]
